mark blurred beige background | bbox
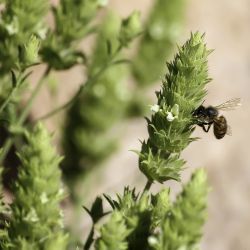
[32,0,249,249]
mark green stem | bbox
[36,45,123,121]
[143,180,152,193]
[83,225,94,250]
[0,89,17,115]
[0,74,22,114]
[18,67,51,124]
[37,84,84,121]
[0,67,51,164]
[0,139,12,164]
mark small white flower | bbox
[148,236,158,246]
[40,192,48,204]
[58,210,65,228]
[167,111,175,122]
[166,104,179,122]
[57,188,64,196]
[37,27,47,40]
[24,208,39,222]
[150,104,160,113]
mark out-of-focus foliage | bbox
[0,124,68,249]
[40,0,107,70]
[62,12,141,181]
[61,0,187,188]
[119,11,142,47]
[132,0,185,86]
[139,32,211,183]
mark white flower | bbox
[40,192,48,204]
[58,211,65,228]
[148,236,158,246]
[37,27,47,40]
[150,104,160,113]
[57,188,64,197]
[166,104,179,122]
[167,111,175,122]
[24,208,39,222]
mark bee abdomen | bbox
[214,116,227,139]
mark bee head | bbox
[193,106,206,117]
[206,106,218,117]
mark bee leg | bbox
[201,124,208,132]
[202,123,212,132]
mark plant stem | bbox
[19,66,51,124]
[143,180,152,193]
[0,66,51,164]
[0,88,18,115]
[37,84,84,121]
[0,139,12,164]
[83,225,94,250]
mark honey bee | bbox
[193,98,241,139]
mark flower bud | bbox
[23,35,40,65]
[119,11,142,46]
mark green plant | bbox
[62,11,139,182]
[86,32,210,250]
[139,32,211,185]
[0,1,212,249]
[0,124,68,249]
[61,0,186,205]
[96,170,208,250]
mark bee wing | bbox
[214,98,241,111]
[226,125,232,136]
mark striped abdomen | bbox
[213,116,227,139]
